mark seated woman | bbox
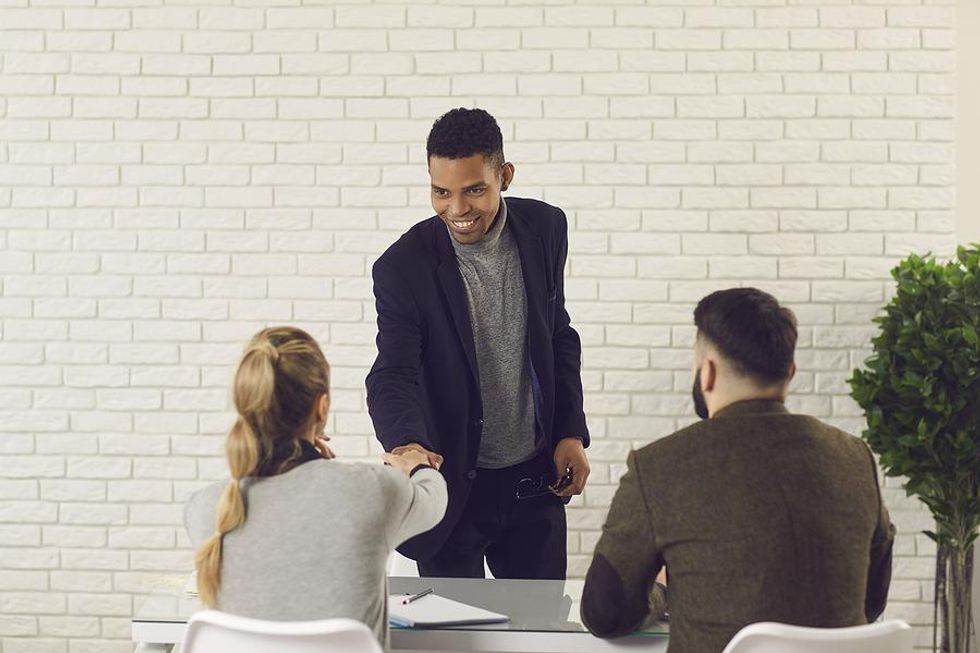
[184,326,447,646]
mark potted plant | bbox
[849,244,979,653]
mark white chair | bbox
[180,610,383,653]
[722,619,913,653]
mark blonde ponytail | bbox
[193,327,329,607]
[194,481,242,607]
[195,418,260,607]
[234,341,278,417]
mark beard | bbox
[692,368,709,420]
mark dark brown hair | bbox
[694,288,797,384]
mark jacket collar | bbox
[713,398,789,419]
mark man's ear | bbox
[781,362,797,395]
[500,161,515,192]
[702,358,718,392]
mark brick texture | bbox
[0,0,955,649]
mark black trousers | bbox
[417,452,567,580]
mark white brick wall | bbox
[0,1,955,650]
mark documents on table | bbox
[388,593,509,628]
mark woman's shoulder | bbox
[293,461,408,520]
[288,459,399,491]
[184,480,226,546]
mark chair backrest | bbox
[181,610,384,653]
[722,620,913,653]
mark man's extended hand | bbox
[553,437,590,497]
[391,442,444,471]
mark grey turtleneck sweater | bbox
[450,199,541,469]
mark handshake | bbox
[382,442,444,477]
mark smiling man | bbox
[366,108,590,579]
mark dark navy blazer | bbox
[366,197,590,560]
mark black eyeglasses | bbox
[514,471,572,501]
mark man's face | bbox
[429,154,511,245]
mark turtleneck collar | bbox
[253,437,324,477]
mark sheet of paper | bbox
[388,593,509,628]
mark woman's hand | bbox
[313,435,336,460]
[383,448,433,476]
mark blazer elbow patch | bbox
[583,553,637,638]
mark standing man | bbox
[366,108,590,579]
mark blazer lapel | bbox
[507,203,550,315]
[433,224,480,387]
[505,202,551,384]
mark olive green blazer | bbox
[582,399,895,653]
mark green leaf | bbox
[964,326,979,347]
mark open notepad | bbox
[388,593,509,628]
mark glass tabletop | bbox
[133,575,668,637]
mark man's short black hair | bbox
[426,107,505,168]
[694,287,798,385]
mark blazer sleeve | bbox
[864,444,895,621]
[582,450,665,638]
[550,208,590,445]
[365,257,435,453]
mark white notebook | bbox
[388,593,509,628]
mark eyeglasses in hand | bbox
[514,471,573,500]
